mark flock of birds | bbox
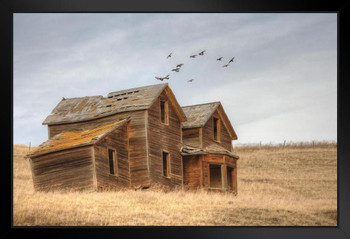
[155,50,235,83]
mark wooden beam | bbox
[91,146,97,190]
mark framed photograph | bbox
[5,0,350,238]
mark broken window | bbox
[160,100,169,124]
[210,164,222,188]
[162,151,170,177]
[213,117,220,141]
[227,166,234,190]
[108,148,118,175]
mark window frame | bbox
[107,147,118,176]
[160,99,169,125]
[213,117,221,142]
[162,150,171,178]
[209,163,223,189]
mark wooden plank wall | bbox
[182,128,200,148]
[30,146,95,191]
[147,92,183,189]
[93,123,130,190]
[202,110,232,151]
[48,110,150,188]
[183,155,201,190]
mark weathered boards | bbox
[27,83,239,193]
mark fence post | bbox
[283,140,286,149]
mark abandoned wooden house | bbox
[27,83,239,193]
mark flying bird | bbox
[176,64,184,68]
[198,50,206,55]
[216,57,223,61]
[155,76,165,81]
[187,79,194,82]
[228,57,235,63]
[172,68,180,72]
[190,55,197,58]
[223,64,230,67]
[167,53,172,58]
[163,74,170,80]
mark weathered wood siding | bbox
[93,123,130,190]
[183,155,202,190]
[182,128,201,148]
[202,111,232,150]
[30,146,94,191]
[147,92,183,188]
[47,110,149,187]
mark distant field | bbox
[13,142,337,226]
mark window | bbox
[160,100,169,124]
[162,151,170,177]
[210,164,222,188]
[227,166,234,190]
[108,148,117,175]
[213,117,220,141]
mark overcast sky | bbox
[13,13,337,146]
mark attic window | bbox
[213,117,220,141]
[160,100,169,125]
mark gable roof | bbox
[182,102,221,129]
[43,83,186,125]
[181,102,238,140]
[28,118,129,158]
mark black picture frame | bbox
[3,0,349,238]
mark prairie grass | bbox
[13,143,337,226]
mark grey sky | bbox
[13,13,337,145]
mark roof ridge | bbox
[107,83,168,97]
[181,101,221,108]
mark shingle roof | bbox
[181,102,221,129]
[181,144,239,159]
[28,118,129,158]
[181,101,237,140]
[43,83,171,125]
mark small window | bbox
[108,148,118,175]
[162,151,170,177]
[160,100,169,124]
[213,117,220,141]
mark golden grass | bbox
[13,143,337,226]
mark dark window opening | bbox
[162,151,170,177]
[160,100,168,124]
[108,149,117,175]
[213,117,220,141]
[210,164,222,188]
[227,167,233,190]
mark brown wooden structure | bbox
[27,83,239,193]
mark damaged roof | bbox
[43,83,186,125]
[182,102,221,129]
[28,118,129,158]
[181,144,239,159]
[182,102,237,140]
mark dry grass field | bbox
[13,142,337,226]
